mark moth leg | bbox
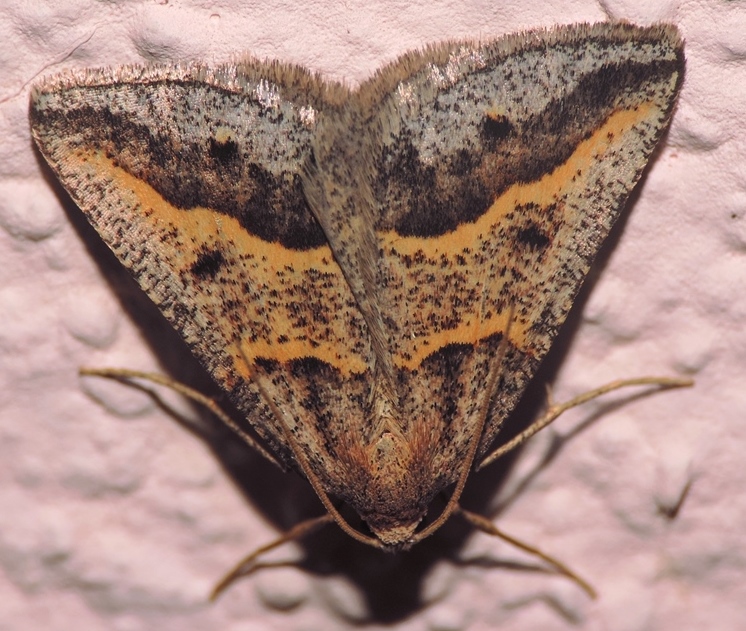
[456,506,597,598]
[210,513,335,600]
[80,367,284,469]
[478,376,693,470]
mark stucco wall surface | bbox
[1,1,744,630]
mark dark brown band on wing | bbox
[30,88,328,251]
[376,55,683,238]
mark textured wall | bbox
[1,1,743,630]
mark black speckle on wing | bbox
[190,248,226,279]
[209,136,240,164]
[481,115,515,144]
[515,223,550,251]
[377,54,683,238]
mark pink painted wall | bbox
[1,1,741,629]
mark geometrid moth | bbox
[30,21,690,598]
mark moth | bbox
[30,21,688,597]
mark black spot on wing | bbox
[481,115,515,144]
[379,131,493,238]
[190,249,225,279]
[209,136,239,164]
[516,224,550,250]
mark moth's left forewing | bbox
[361,22,684,469]
[29,62,377,474]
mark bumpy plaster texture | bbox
[1,1,744,630]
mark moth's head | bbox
[358,496,428,548]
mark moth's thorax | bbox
[337,412,440,546]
